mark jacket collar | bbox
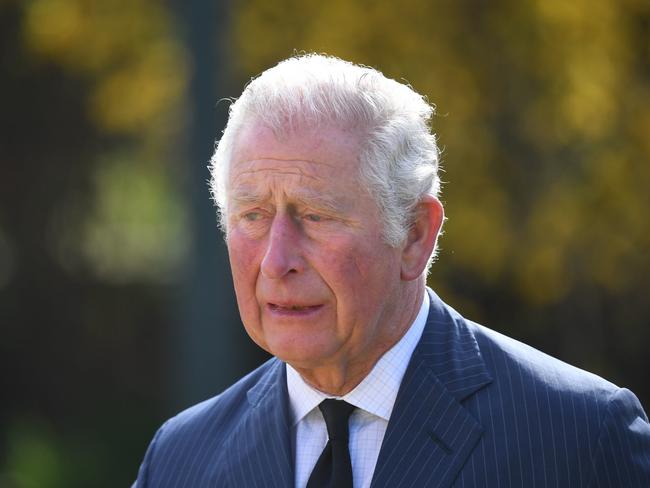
[223,359,294,488]
[370,288,492,487]
[419,288,493,401]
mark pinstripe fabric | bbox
[133,359,292,488]
[134,288,650,487]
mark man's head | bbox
[210,54,442,254]
[209,54,444,393]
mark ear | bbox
[400,195,444,281]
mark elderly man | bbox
[134,55,650,487]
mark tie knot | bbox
[319,399,356,441]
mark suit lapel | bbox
[370,289,493,488]
[223,359,294,488]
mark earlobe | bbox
[400,196,444,281]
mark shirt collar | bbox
[286,291,429,425]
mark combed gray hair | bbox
[209,54,441,250]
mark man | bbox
[134,54,650,487]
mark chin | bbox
[269,340,335,369]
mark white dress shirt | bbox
[286,292,429,488]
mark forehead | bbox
[229,123,363,192]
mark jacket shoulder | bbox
[468,320,618,398]
[134,357,283,487]
[461,320,650,486]
[165,357,280,435]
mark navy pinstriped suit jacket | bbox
[134,289,650,487]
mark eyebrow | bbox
[229,188,349,214]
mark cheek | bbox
[323,242,396,301]
[316,243,364,286]
[347,241,399,279]
[228,235,262,297]
[228,237,266,344]
[346,246,401,302]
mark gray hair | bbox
[209,54,441,250]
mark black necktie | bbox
[306,399,356,488]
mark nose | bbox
[260,214,304,279]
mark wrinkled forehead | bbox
[235,120,362,158]
[223,122,368,213]
[229,122,364,179]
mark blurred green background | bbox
[1,0,649,486]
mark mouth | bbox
[267,303,324,314]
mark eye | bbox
[304,213,323,222]
[243,211,263,222]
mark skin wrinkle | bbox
[237,156,339,167]
[230,163,359,226]
[230,185,351,220]
[234,168,320,180]
[233,158,348,183]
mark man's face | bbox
[225,123,410,375]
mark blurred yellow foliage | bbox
[23,0,188,135]
[90,39,187,132]
[18,0,190,282]
[533,0,625,140]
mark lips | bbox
[267,303,323,314]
